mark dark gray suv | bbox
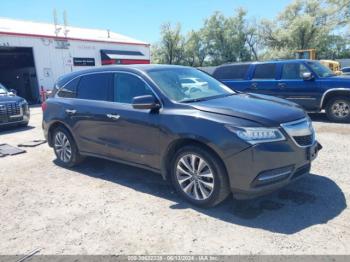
[42,65,321,207]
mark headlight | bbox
[225,125,285,144]
[18,100,28,106]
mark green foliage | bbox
[152,0,350,65]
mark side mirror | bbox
[132,95,160,110]
[302,72,314,81]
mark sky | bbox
[0,0,292,44]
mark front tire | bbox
[170,145,230,208]
[326,97,350,123]
[52,126,84,167]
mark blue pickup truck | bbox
[211,59,350,122]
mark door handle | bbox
[251,83,258,89]
[65,109,77,115]
[278,83,287,88]
[106,114,120,120]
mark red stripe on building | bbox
[102,59,150,65]
[0,31,150,47]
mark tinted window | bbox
[58,77,79,98]
[306,61,335,77]
[77,73,112,101]
[343,68,350,72]
[213,64,250,79]
[253,64,276,79]
[281,63,310,79]
[114,73,153,104]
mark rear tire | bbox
[52,126,84,167]
[170,145,230,208]
[325,97,350,123]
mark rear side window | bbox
[57,78,80,98]
[114,73,153,104]
[253,64,276,79]
[213,64,250,80]
[77,73,112,101]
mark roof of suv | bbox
[219,59,312,67]
[56,64,188,87]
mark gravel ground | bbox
[0,107,349,255]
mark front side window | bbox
[77,73,112,101]
[306,61,335,77]
[253,64,276,79]
[114,73,153,104]
[281,63,310,79]
[147,68,234,103]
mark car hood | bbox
[190,93,307,127]
[0,94,23,103]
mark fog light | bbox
[253,166,293,187]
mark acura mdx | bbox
[42,65,321,207]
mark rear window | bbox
[213,64,250,80]
[253,64,276,79]
[77,73,112,101]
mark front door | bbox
[105,72,160,169]
[276,62,320,110]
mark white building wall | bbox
[0,34,150,90]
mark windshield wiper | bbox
[180,93,235,103]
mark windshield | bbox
[147,68,235,102]
[306,61,336,77]
[0,83,8,94]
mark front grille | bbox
[0,102,22,123]
[6,102,20,116]
[0,105,6,122]
[281,118,315,147]
[293,134,314,147]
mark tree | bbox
[151,23,185,64]
[183,30,208,67]
[201,9,252,65]
[260,0,350,59]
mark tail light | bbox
[41,101,47,112]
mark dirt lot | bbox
[0,107,349,255]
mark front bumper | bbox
[224,138,321,199]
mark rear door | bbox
[246,63,279,95]
[68,73,115,156]
[276,62,320,110]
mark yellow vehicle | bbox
[294,49,316,60]
[294,49,342,75]
[319,60,342,75]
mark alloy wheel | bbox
[332,100,350,118]
[176,154,214,200]
[54,131,72,163]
